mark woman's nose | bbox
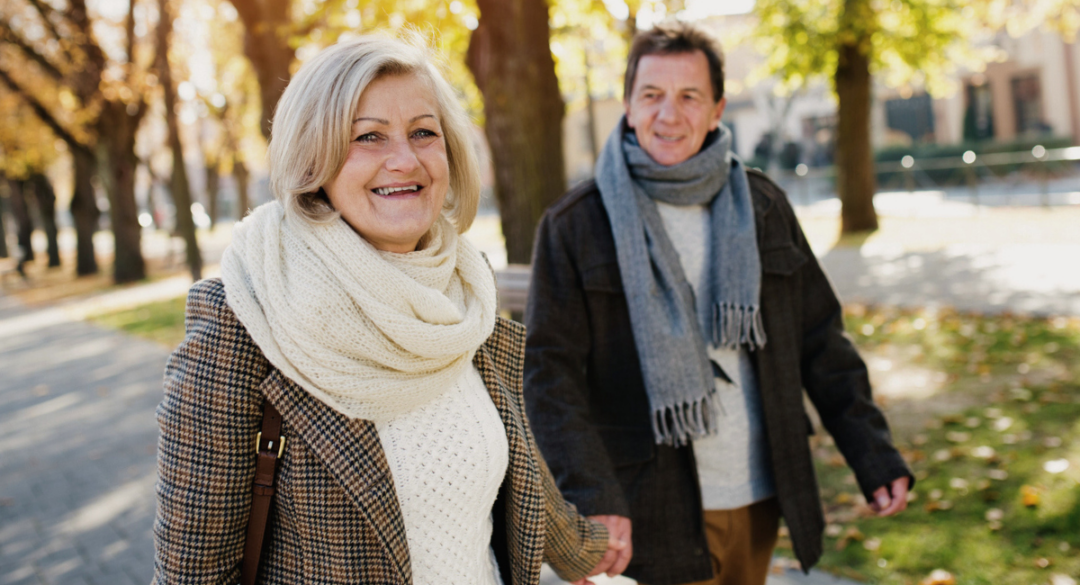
[384,138,420,173]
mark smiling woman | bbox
[151,34,618,585]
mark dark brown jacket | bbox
[152,278,608,585]
[523,172,912,585]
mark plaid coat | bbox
[152,278,608,585]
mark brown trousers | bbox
[678,497,781,585]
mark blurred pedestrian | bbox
[524,21,912,585]
[152,34,621,585]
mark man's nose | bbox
[657,97,679,123]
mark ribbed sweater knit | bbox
[655,201,776,510]
[376,364,508,585]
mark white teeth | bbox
[374,185,420,195]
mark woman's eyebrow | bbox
[352,114,436,124]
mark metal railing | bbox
[772,145,1080,208]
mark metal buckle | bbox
[255,431,286,458]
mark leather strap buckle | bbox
[255,431,286,458]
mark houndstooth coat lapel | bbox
[258,316,541,585]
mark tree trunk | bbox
[159,0,202,281]
[834,38,878,233]
[29,174,62,267]
[98,101,147,283]
[0,182,8,259]
[233,158,250,219]
[206,160,220,228]
[467,0,567,264]
[8,179,34,270]
[70,147,100,275]
[229,0,295,141]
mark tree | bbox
[468,0,567,264]
[0,87,61,267]
[755,0,1080,234]
[1,0,153,281]
[157,0,202,281]
[754,0,991,233]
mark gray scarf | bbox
[596,118,765,446]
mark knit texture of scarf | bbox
[220,202,497,422]
[596,118,766,446]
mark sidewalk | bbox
[0,297,167,585]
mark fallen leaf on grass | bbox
[920,569,956,585]
[1035,558,1051,568]
[1044,459,1070,473]
[835,527,865,551]
[985,508,1004,521]
[924,500,953,512]
[863,537,881,551]
[972,446,996,459]
[1021,485,1040,507]
[946,431,971,443]
[824,524,843,537]
[1051,575,1076,585]
[988,469,1008,480]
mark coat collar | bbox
[260,317,534,585]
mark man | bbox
[523,21,912,585]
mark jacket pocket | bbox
[761,244,808,276]
[581,262,624,294]
[597,425,655,467]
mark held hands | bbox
[870,476,911,517]
[570,515,633,585]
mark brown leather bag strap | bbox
[240,400,284,585]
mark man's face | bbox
[625,50,726,167]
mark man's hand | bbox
[570,515,632,585]
[870,476,910,517]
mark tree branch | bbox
[24,0,68,44]
[0,67,91,156]
[0,22,66,81]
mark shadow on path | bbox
[0,312,169,585]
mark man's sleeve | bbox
[523,211,630,517]
[784,201,914,499]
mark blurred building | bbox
[561,13,1080,182]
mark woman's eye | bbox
[412,129,438,139]
[355,133,380,144]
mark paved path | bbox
[0,297,167,585]
[820,242,1080,316]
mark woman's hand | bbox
[569,515,632,584]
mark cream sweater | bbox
[376,365,509,585]
[656,201,776,510]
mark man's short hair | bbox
[624,21,725,104]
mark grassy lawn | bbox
[791,308,1080,584]
[89,296,189,348]
[90,295,1080,583]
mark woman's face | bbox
[323,74,450,254]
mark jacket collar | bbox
[260,317,533,585]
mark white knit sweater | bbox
[376,365,509,585]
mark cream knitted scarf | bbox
[220,202,497,422]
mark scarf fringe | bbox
[651,392,721,447]
[712,302,767,350]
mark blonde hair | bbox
[268,34,481,232]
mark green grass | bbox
[90,296,188,348]
[791,307,1080,584]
